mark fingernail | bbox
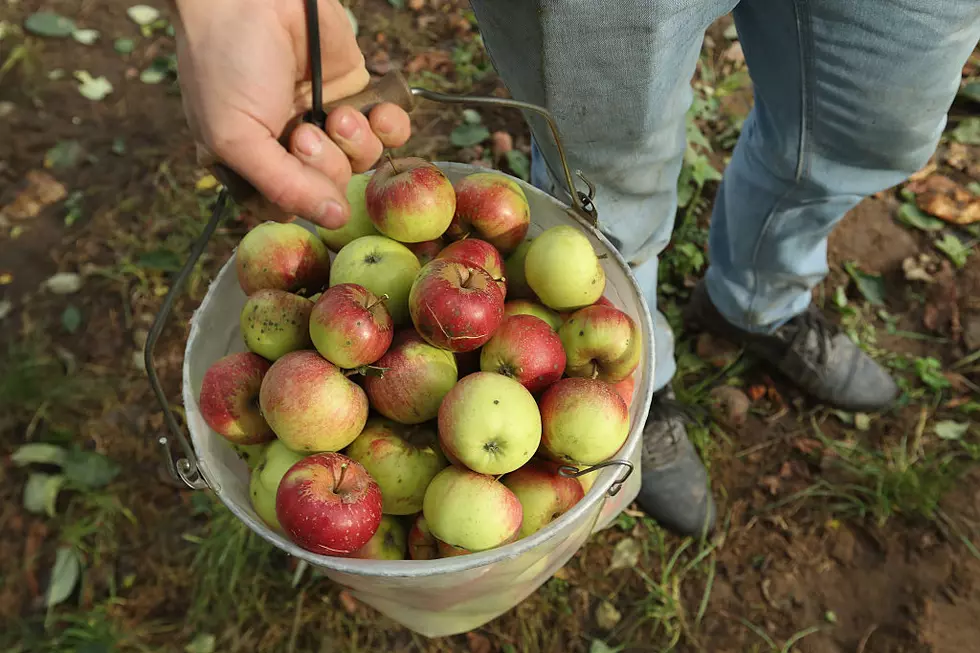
[316,199,346,225]
[336,113,358,140]
[295,125,324,157]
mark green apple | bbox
[240,289,314,361]
[524,226,605,311]
[330,235,421,325]
[502,459,585,538]
[503,299,563,331]
[558,304,642,383]
[316,173,381,252]
[233,442,270,470]
[539,377,630,465]
[422,466,523,552]
[503,238,535,300]
[348,515,408,560]
[344,417,449,515]
[249,440,306,531]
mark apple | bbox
[524,225,605,311]
[233,441,270,470]
[539,378,630,465]
[344,417,449,515]
[435,238,507,298]
[436,540,471,558]
[504,299,562,331]
[502,459,585,538]
[479,315,566,393]
[365,157,456,243]
[407,238,445,266]
[259,350,369,452]
[309,283,393,369]
[363,331,458,424]
[249,440,306,531]
[576,466,598,495]
[446,172,530,255]
[276,452,383,555]
[438,371,541,474]
[408,514,439,560]
[240,289,314,361]
[199,352,274,444]
[349,515,408,560]
[422,466,523,552]
[610,373,636,406]
[408,259,504,353]
[236,222,331,296]
[316,172,381,251]
[503,239,535,300]
[330,235,421,326]
[559,304,642,383]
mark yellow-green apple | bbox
[235,222,331,296]
[198,352,274,444]
[558,304,642,383]
[479,315,566,393]
[365,157,456,243]
[309,283,393,369]
[408,259,504,353]
[576,466,597,494]
[240,290,314,361]
[504,299,562,331]
[249,440,306,531]
[610,373,636,406]
[407,514,439,560]
[503,239,535,300]
[422,466,523,552]
[343,417,448,515]
[330,235,420,326]
[539,378,630,465]
[407,238,445,266]
[363,331,458,424]
[436,540,471,557]
[437,372,541,474]
[348,515,407,560]
[502,459,585,538]
[435,238,507,298]
[446,172,530,254]
[524,225,605,310]
[316,172,380,252]
[233,442,269,470]
[259,350,368,452]
[275,452,382,555]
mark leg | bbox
[469,0,735,537]
[688,0,980,409]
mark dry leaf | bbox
[759,476,781,495]
[595,601,622,630]
[338,589,358,615]
[914,174,980,225]
[944,142,970,170]
[723,42,744,64]
[608,538,641,572]
[404,50,453,76]
[466,632,492,653]
[902,255,937,283]
[793,438,823,455]
[1,170,67,220]
[908,160,938,182]
[747,385,766,402]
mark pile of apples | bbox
[198,158,641,560]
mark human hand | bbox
[172,0,411,227]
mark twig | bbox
[855,624,879,653]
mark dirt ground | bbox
[2,2,980,652]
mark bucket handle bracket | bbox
[558,460,635,497]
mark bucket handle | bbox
[558,461,635,497]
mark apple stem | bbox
[338,463,348,487]
[495,276,506,284]
[385,151,399,174]
[591,364,600,380]
[365,293,390,310]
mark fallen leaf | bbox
[404,50,452,76]
[607,537,641,572]
[184,634,216,653]
[793,438,823,455]
[952,117,980,145]
[74,70,113,101]
[504,150,530,182]
[139,68,166,84]
[24,12,76,37]
[944,142,971,170]
[908,160,938,182]
[906,174,959,195]
[195,175,218,192]
[709,386,750,427]
[0,300,11,320]
[935,420,969,441]
[944,372,971,393]
[590,640,624,653]
[71,28,100,45]
[759,476,781,495]
[466,632,491,653]
[61,305,82,333]
[44,140,86,170]
[45,546,80,607]
[114,37,135,54]
[138,248,182,271]
[127,5,161,26]
[0,170,67,220]
[914,174,980,225]
[451,124,490,148]
[722,42,744,64]
[44,272,83,294]
[11,443,68,467]
[934,234,971,269]
[723,22,739,40]
[595,601,622,630]
[902,254,937,283]
[24,473,65,517]
[747,385,766,402]
[854,413,871,431]
[897,203,945,232]
[63,450,120,488]
[407,0,426,9]
[843,261,886,306]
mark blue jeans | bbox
[469,0,980,392]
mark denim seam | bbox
[743,0,814,331]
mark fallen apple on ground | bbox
[348,515,407,560]
[524,225,605,311]
[539,377,630,465]
[438,371,541,475]
[407,514,439,560]
[366,157,456,243]
[276,452,382,555]
[199,352,274,445]
[240,289,314,361]
[502,459,585,538]
[422,466,523,552]
[435,238,507,298]
[249,440,306,531]
[259,350,368,453]
[329,235,420,326]
[446,171,530,254]
[479,315,566,393]
[236,222,331,296]
[309,283,393,369]
[363,330,458,424]
[343,417,448,515]
[316,172,380,252]
[559,304,642,382]
[409,259,504,353]
[503,299,562,331]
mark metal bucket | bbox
[147,91,656,638]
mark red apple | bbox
[199,352,275,444]
[435,238,507,298]
[479,315,566,393]
[594,295,616,308]
[363,331,458,424]
[558,304,642,383]
[502,459,585,538]
[275,452,382,555]
[540,378,630,465]
[610,373,636,406]
[504,299,563,331]
[236,222,331,295]
[446,172,530,255]
[259,350,369,452]
[407,239,445,266]
[365,157,456,243]
[436,539,471,558]
[309,283,394,369]
[407,514,439,560]
[408,259,504,353]
[348,515,408,560]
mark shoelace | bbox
[778,307,837,369]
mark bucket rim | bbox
[182,161,656,577]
